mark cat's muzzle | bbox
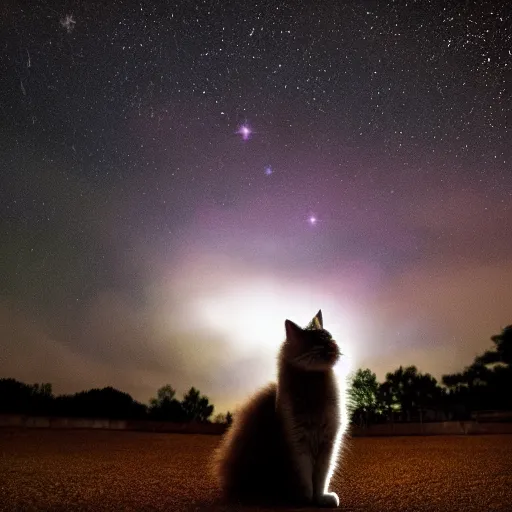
[325,341,341,363]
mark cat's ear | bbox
[314,309,323,329]
[306,310,323,330]
[285,319,302,341]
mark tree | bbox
[214,411,234,426]
[347,369,380,426]
[149,385,185,422]
[442,325,512,413]
[30,382,54,415]
[382,366,444,422]
[149,385,176,408]
[214,413,227,424]
[32,383,53,397]
[378,380,400,421]
[54,387,147,419]
[382,366,417,421]
[412,373,444,422]
[0,378,225,423]
[181,387,214,422]
[476,325,512,367]
[0,378,54,415]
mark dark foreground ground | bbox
[1,430,511,512]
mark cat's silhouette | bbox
[212,310,344,508]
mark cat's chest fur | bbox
[277,365,340,455]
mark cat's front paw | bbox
[316,491,339,508]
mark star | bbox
[60,14,76,34]
[264,165,273,176]
[308,215,318,226]
[237,124,252,141]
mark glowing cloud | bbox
[187,272,356,366]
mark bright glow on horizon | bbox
[191,276,356,418]
[161,252,360,414]
[191,277,356,366]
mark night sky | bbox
[1,0,510,413]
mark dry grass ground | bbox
[0,429,511,511]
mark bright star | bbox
[309,216,317,226]
[265,165,273,175]
[237,124,252,141]
[60,14,76,34]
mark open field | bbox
[1,430,511,512]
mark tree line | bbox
[348,325,512,425]
[0,379,233,426]
[1,325,509,426]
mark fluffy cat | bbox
[212,310,344,508]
